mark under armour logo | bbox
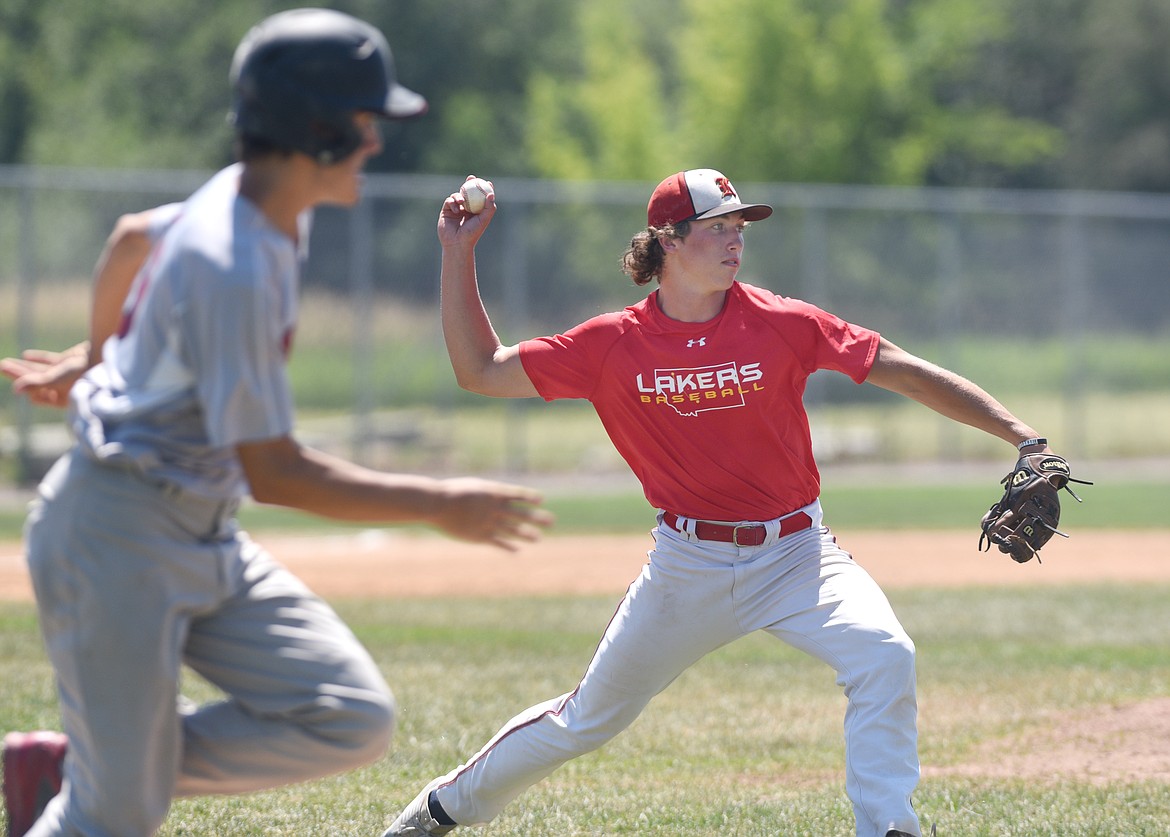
[686,337,707,348]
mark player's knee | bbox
[316,683,397,768]
[877,633,917,686]
[845,629,915,687]
[354,686,397,763]
[891,631,915,659]
[559,689,649,752]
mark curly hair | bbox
[620,221,690,286]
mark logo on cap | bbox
[646,168,773,228]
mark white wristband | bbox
[1017,437,1047,451]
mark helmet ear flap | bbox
[306,118,361,165]
[228,8,424,162]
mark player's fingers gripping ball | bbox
[979,453,1092,563]
[460,177,493,214]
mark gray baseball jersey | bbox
[69,163,298,498]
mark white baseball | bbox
[460,178,492,214]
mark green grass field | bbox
[1,391,1167,833]
[3,586,1170,835]
[2,475,1164,542]
[157,477,1170,536]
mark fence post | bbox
[801,207,829,408]
[1058,212,1090,458]
[936,212,964,457]
[349,196,375,464]
[502,202,531,473]
[14,179,36,485]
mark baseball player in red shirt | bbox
[383,169,1059,837]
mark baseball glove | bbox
[979,453,1092,563]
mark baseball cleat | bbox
[382,782,456,836]
[3,731,68,837]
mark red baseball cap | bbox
[647,169,773,228]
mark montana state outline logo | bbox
[636,361,763,417]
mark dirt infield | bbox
[3,527,1169,786]
[4,528,1160,603]
[252,528,1169,598]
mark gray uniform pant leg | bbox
[24,452,394,837]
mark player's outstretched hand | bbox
[0,342,91,408]
[430,476,553,551]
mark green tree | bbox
[2,0,580,174]
[7,0,1170,191]
[0,0,40,163]
[352,0,578,175]
[18,0,280,169]
[1059,0,1170,190]
[526,0,677,180]
[939,0,1170,190]
[521,0,1060,185]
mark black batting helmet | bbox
[229,8,427,164]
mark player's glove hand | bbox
[979,452,1092,563]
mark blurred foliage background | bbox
[2,0,1169,191]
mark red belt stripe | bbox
[662,511,813,546]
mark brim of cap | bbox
[384,83,429,119]
[693,202,773,223]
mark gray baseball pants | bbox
[23,451,395,836]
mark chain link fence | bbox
[3,167,1169,483]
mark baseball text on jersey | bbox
[636,361,764,417]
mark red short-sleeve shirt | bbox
[520,282,879,521]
